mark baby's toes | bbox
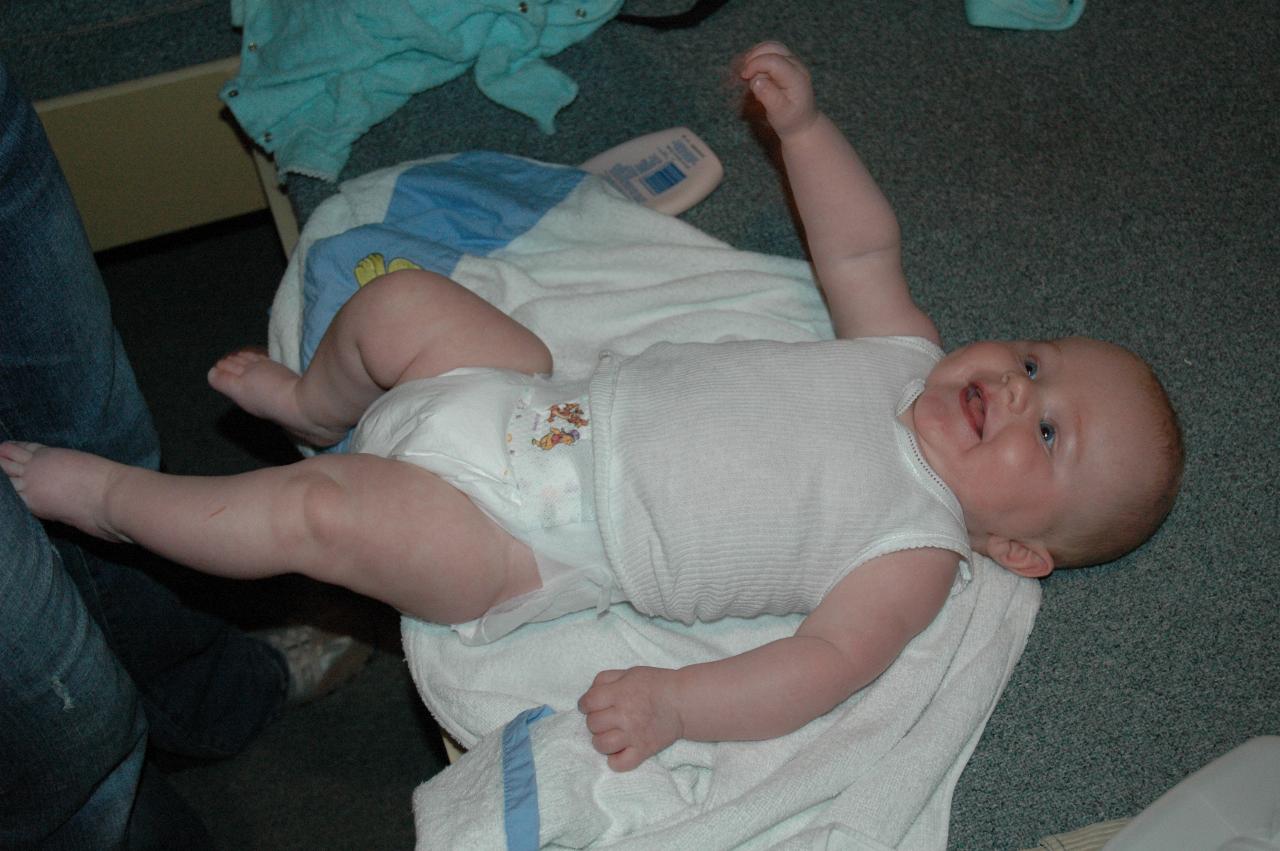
[207,363,237,392]
[0,453,24,483]
[0,441,40,465]
[1,442,42,488]
[210,356,247,380]
[213,347,270,374]
[231,346,270,364]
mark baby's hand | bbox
[738,41,818,137]
[578,666,683,772]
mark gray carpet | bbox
[0,0,238,100]
[12,0,1280,847]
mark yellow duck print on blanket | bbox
[354,253,423,287]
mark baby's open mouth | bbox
[962,384,985,438]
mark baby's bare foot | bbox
[207,348,346,447]
[0,442,132,543]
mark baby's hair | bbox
[1053,353,1185,568]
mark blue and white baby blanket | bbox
[267,153,1042,850]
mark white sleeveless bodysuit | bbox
[589,337,972,625]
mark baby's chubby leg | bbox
[1,441,541,624]
[209,269,552,446]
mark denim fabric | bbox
[0,62,286,848]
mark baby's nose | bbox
[1001,371,1031,413]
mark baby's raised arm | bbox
[578,548,957,771]
[739,43,939,344]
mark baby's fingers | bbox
[577,669,625,713]
[739,49,807,87]
[606,747,648,773]
[583,705,622,735]
[737,40,793,74]
[590,727,630,758]
[580,702,635,761]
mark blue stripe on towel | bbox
[502,705,555,851]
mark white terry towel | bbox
[408,556,1037,850]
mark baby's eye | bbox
[1039,421,1057,448]
[1023,358,1039,380]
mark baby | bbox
[1,43,1182,772]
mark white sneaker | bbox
[256,624,373,706]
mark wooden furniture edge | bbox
[35,56,298,257]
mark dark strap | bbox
[616,0,731,29]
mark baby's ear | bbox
[984,536,1055,578]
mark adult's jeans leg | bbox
[84,547,290,759]
[0,61,288,758]
[0,71,158,471]
[0,61,283,842]
[0,482,212,849]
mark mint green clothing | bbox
[221,0,622,180]
[964,0,1084,30]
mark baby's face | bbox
[904,337,1156,560]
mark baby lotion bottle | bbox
[580,127,724,215]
